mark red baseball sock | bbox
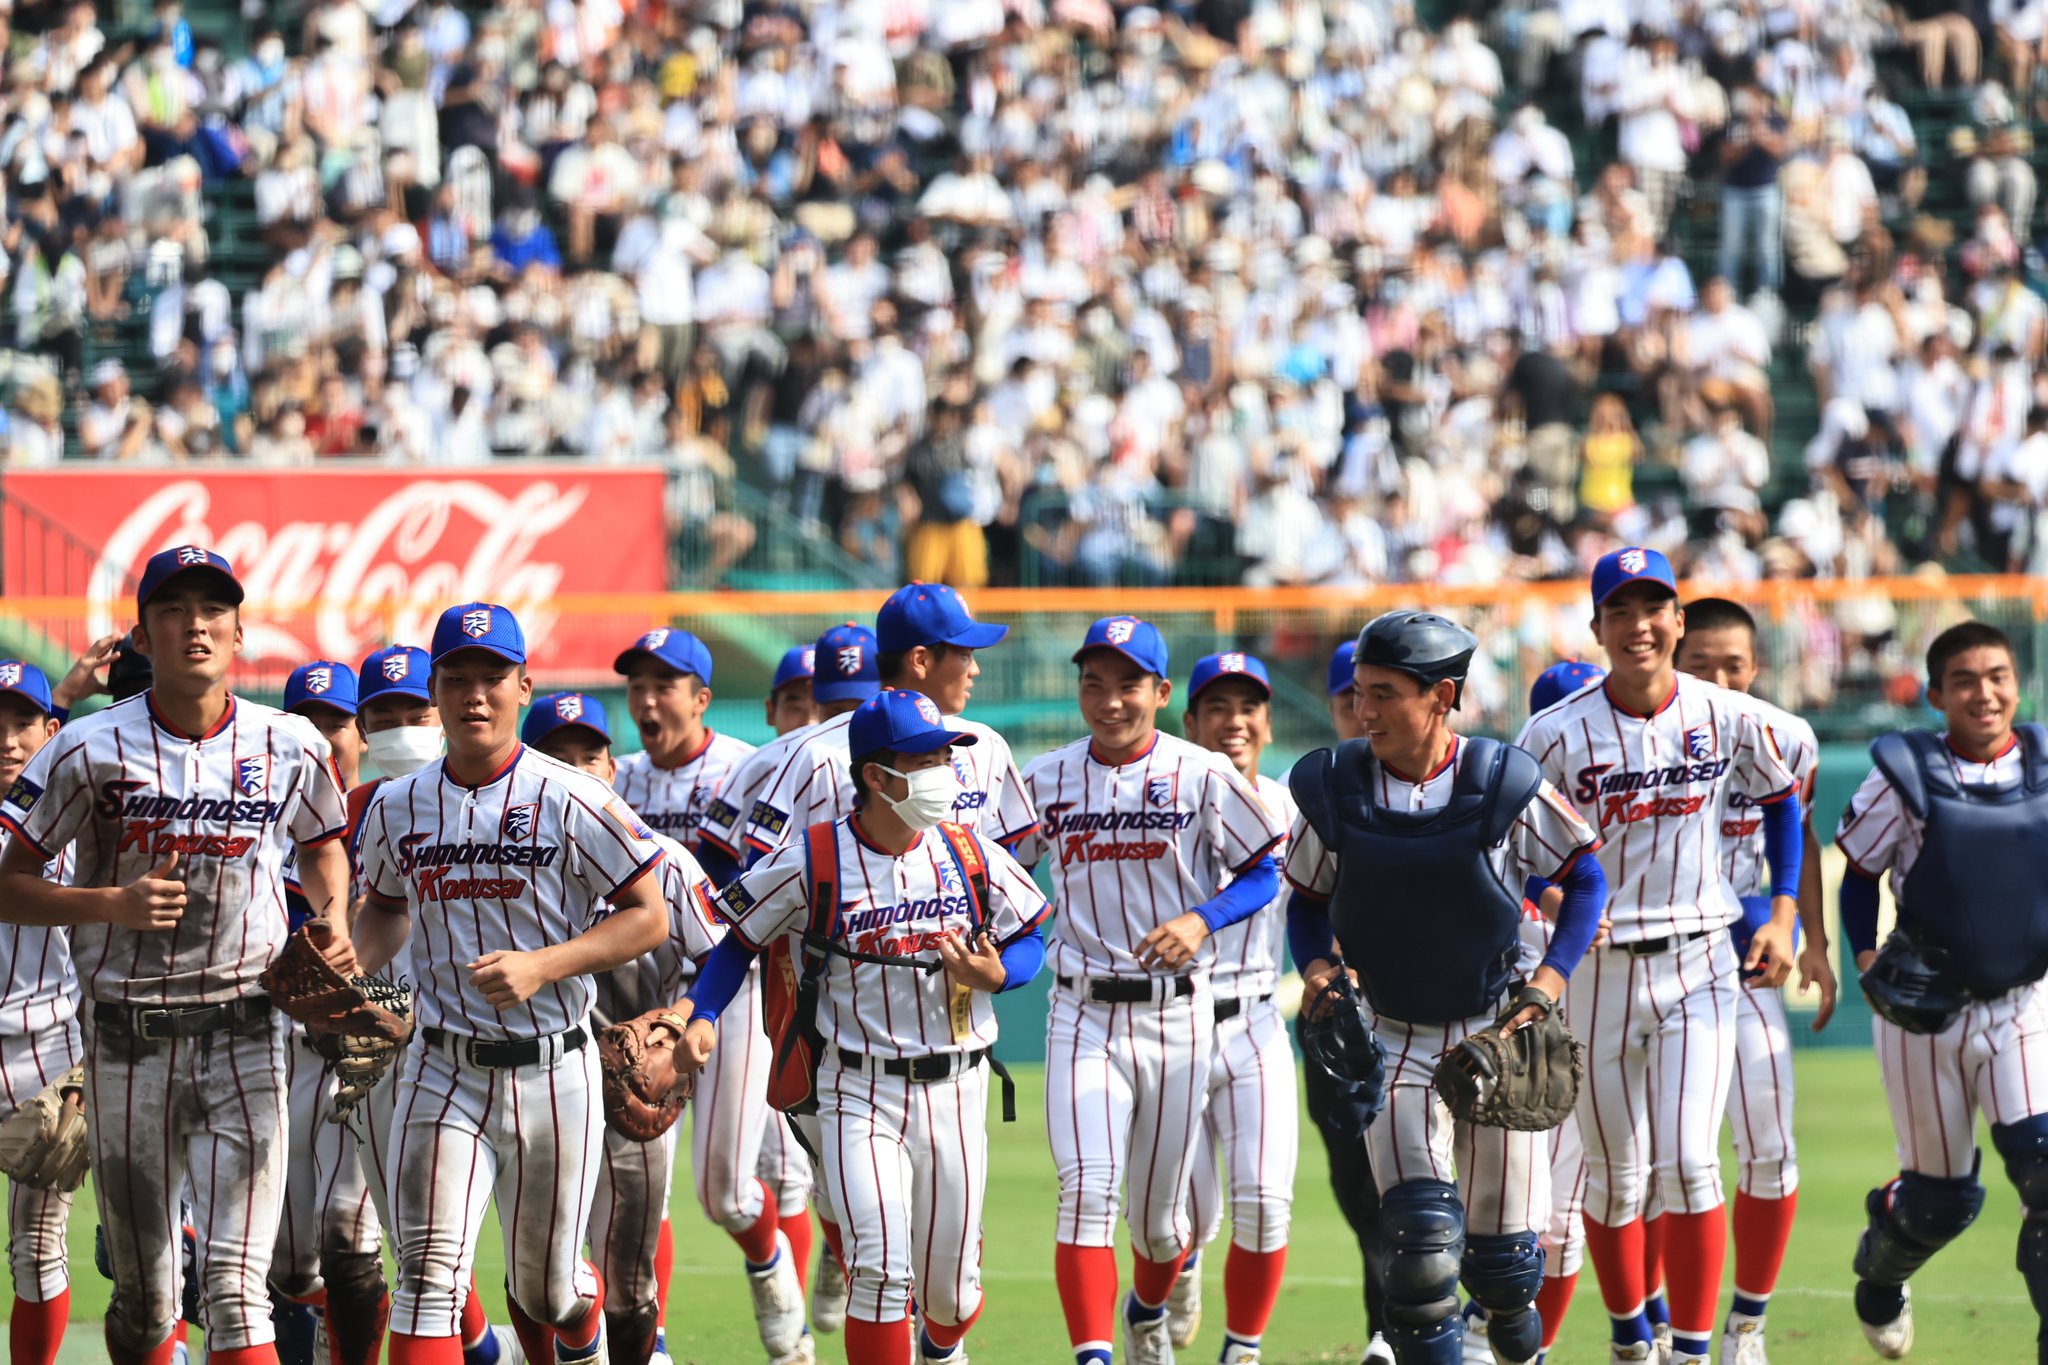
[1130,1247,1187,1309]
[205,1348,283,1364]
[922,1302,981,1351]
[1661,1209,1728,1337]
[104,1330,178,1365]
[388,1332,464,1365]
[1733,1190,1798,1299]
[1641,1212,1667,1297]
[734,1181,781,1265]
[821,1218,847,1270]
[557,1267,606,1350]
[655,1220,676,1316]
[1582,1216,1648,1317]
[11,1289,68,1365]
[335,1289,393,1365]
[460,1279,488,1343]
[1223,1245,1287,1338]
[504,1292,557,1363]
[1054,1243,1119,1348]
[843,1316,912,1364]
[1536,1271,1577,1349]
[781,1208,815,1293]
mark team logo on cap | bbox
[176,546,210,566]
[235,756,269,796]
[836,644,864,675]
[382,654,411,681]
[1619,548,1647,575]
[556,694,585,722]
[639,629,670,651]
[502,803,538,841]
[462,608,493,638]
[1147,775,1178,809]
[0,663,20,689]
[1685,724,1714,761]
[955,591,974,617]
[800,647,816,672]
[912,694,943,725]
[1106,619,1136,645]
[1217,652,1247,673]
[303,667,333,695]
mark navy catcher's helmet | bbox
[1298,975,1387,1138]
[1354,610,1479,709]
[1860,929,1971,1036]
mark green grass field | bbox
[33,1051,2039,1363]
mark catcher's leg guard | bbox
[605,1301,661,1365]
[1993,1114,2048,1359]
[319,1246,388,1365]
[1853,1163,1985,1326]
[1462,1231,1544,1363]
[1375,1180,1464,1364]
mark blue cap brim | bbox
[142,566,244,609]
[1594,575,1679,608]
[890,727,978,755]
[530,719,610,746]
[1073,642,1164,675]
[813,678,881,703]
[1191,673,1270,701]
[940,621,1009,648]
[290,698,359,717]
[434,643,525,666]
[0,688,52,716]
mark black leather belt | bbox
[422,1025,587,1069]
[1614,929,1711,956]
[836,1047,986,1082]
[1057,974,1195,1004]
[94,996,272,1040]
[1214,992,1273,1022]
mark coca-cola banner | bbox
[3,467,669,684]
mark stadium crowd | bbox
[0,0,2046,610]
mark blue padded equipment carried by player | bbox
[1993,1113,2048,1333]
[1860,927,1973,1035]
[1853,1163,1986,1326]
[1377,1179,1466,1364]
[1869,723,2048,994]
[1290,735,1542,1023]
[1463,1231,1545,1363]
[1296,972,1386,1133]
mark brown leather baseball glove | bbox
[1435,986,1583,1132]
[260,921,412,1042]
[598,1007,696,1142]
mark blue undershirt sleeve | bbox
[684,934,758,1027]
[1286,889,1337,967]
[996,930,1046,992]
[1840,867,1882,957]
[1762,793,1803,900]
[1538,855,1607,979]
[695,840,742,890]
[1193,855,1277,934]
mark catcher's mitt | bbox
[1435,986,1582,1132]
[0,1063,89,1190]
[1298,973,1387,1133]
[327,976,412,1124]
[261,921,411,1042]
[599,1008,696,1142]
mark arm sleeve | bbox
[1840,865,1882,956]
[996,929,1046,993]
[1286,888,1337,966]
[1522,875,1551,905]
[1762,792,1803,900]
[1193,854,1277,934]
[695,839,742,890]
[1538,854,1607,978]
[683,934,758,1027]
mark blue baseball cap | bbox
[1529,660,1606,713]
[1073,616,1169,678]
[0,661,54,716]
[813,623,881,704]
[1591,547,1678,609]
[876,583,1008,653]
[772,645,816,691]
[1325,640,1359,696]
[1188,651,1271,701]
[136,545,244,615]
[522,692,611,746]
[430,603,526,665]
[847,688,979,759]
[284,661,359,715]
[614,627,714,683]
[359,645,431,704]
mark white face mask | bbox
[366,725,443,777]
[877,762,963,832]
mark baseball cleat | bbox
[768,1329,817,1364]
[748,1231,807,1357]
[471,1325,527,1365]
[811,1248,850,1334]
[1219,1344,1260,1364]
[1361,1333,1398,1365]
[1462,1302,1493,1364]
[1719,1313,1768,1365]
[1610,1345,1655,1363]
[1859,1286,1914,1359]
[1122,1294,1177,1365]
[1653,1323,1674,1363]
[553,1316,608,1364]
[915,1335,965,1365]
[1166,1262,1202,1348]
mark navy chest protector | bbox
[1289,737,1544,1024]
[1870,724,2048,994]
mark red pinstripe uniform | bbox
[0,841,79,1317]
[0,692,348,1355]
[611,730,754,848]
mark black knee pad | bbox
[606,1301,662,1365]
[1995,1115,2048,1318]
[1854,1165,1986,1290]
[1375,1179,1464,1328]
[1464,1232,1544,1361]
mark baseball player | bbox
[1288,612,1607,1365]
[1016,616,1282,1365]
[612,628,756,858]
[695,645,817,889]
[765,645,819,739]
[679,688,1051,1365]
[0,546,354,1365]
[1515,548,1805,1365]
[351,602,669,1365]
[1165,652,1298,1364]
[1836,620,2048,1361]
[1673,598,1836,1365]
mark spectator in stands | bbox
[1579,392,1642,523]
[1686,275,1774,438]
[1715,78,1788,300]
[79,358,149,460]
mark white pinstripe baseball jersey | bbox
[714,819,1048,1056]
[1204,774,1294,1000]
[1281,736,1600,903]
[1718,694,1819,898]
[0,839,75,1036]
[593,831,724,1024]
[358,745,664,1038]
[1514,672,1797,942]
[0,693,348,1005]
[611,731,755,849]
[1015,732,1284,979]
[1835,733,2023,897]
[697,719,820,859]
